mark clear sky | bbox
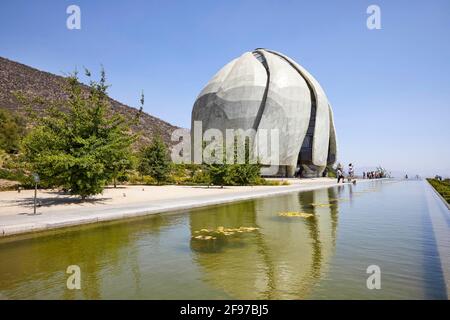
[1,0,449,177]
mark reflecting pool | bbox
[0,180,447,299]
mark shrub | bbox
[206,163,232,188]
[0,149,7,167]
[427,178,450,205]
[0,154,34,188]
[0,108,25,154]
[228,163,261,186]
[191,168,211,185]
[142,175,157,185]
[169,163,191,185]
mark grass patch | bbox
[427,178,450,204]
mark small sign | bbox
[32,173,40,184]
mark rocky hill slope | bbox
[0,56,179,146]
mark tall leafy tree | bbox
[138,135,171,184]
[22,68,137,199]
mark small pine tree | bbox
[22,68,136,199]
[207,163,231,188]
[138,136,171,184]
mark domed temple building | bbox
[191,49,337,177]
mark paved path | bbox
[0,178,362,238]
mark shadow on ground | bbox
[7,190,111,209]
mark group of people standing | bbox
[363,171,382,179]
[336,163,354,183]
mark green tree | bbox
[138,136,171,184]
[202,136,261,187]
[106,146,136,188]
[0,108,25,154]
[226,136,260,186]
[106,92,143,188]
[207,163,232,188]
[229,162,260,185]
[22,68,136,199]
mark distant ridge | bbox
[0,56,179,146]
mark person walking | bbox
[348,163,354,182]
[337,164,345,183]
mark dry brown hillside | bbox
[0,56,179,146]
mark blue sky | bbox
[1,0,449,177]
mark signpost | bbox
[32,173,40,215]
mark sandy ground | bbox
[0,178,353,237]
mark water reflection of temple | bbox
[189,187,340,299]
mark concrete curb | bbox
[424,180,450,299]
